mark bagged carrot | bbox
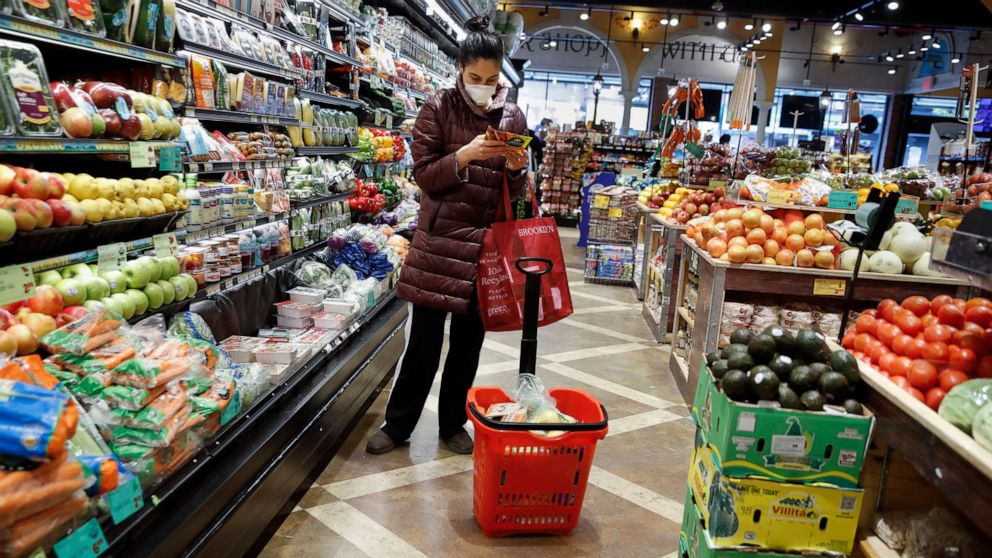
[109,444,164,489]
[0,380,77,460]
[0,457,85,528]
[102,384,166,411]
[40,309,123,355]
[67,373,110,404]
[105,404,190,448]
[0,491,87,558]
[76,454,122,496]
[111,390,188,430]
[52,353,107,376]
[0,356,59,389]
[110,358,190,389]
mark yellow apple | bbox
[150,198,166,214]
[160,175,179,195]
[95,178,115,201]
[145,178,163,199]
[176,192,188,209]
[136,197,155,217]
[68,174,97,200]
[134,180,150,199]
[123,199,140,218]
[79,199,103,222]
[62,193,79,204]
[161,193,177,211]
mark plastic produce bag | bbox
[222,364,269,408]
[110,357,191,389]
[40,309,124,356]
[0,454,86,531]
[104,404,189,448]
[76,454,121,496]
[0,380,78,460]
[938,379,992,435]
[167,312,216,343]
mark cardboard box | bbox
[688,443,862,555]
[691,364,873,488]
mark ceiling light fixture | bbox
[761,21,771,32]
[820,89,831,108]
[885,53,894,62]
[951,53,961,63]
[920,45,928,51]
[854,11,863,21]
[895,49,904,58]
[831,21,842,30]
[745,18,755,30]
[833,24,844,36]
[548,39,557,47]
[887,1,899,10]
[580,8,590,21]
[660,12,669,25]
[765,31,773,38]
[717,16,728,30]
[642,43,650,52]
[922,31,932,41]
[908,44,917,55]
[669,14,679,26]
[888,67,897,75]
[932,40,940,49]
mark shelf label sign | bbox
[812,278,847,296]
[982,200,992,210]
[608,207,624,218]
[766,189,797,205]
[592,195,610,209]
[827,190,859,210]
[0,265,36,306]
[106,477,143,524]
[895,195,919,215]
[158,146,182,171]
[52,518,108,558]
[97,243,127,273]
[385,114,393,129]
[153,233,179,257]
[129,142,156,168]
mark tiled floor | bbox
[260,228,692,558]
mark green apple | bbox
[79,275,111,301]
[143,282,164,309]
[89,264,98,275]
[100,270,128,294]
[156,279,175,304]
[122,260,151,289]
[82,300,104,313]
[136,256,162,283]
[157,256,181,280]
[177,273,197,298]
[124,289,149,316]
[61,263,94,279]
[36,270,63,287]
[54,278,86,306]
[109,293,135,319]
[168,276,189,300]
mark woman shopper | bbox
[365,16,529,455]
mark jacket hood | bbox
[457,75,508,118]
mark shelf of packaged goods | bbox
[677,306,694,330]
[0,14,186,67]
[297,89,364,110]
[182,43,301,81]
[183,107,305,127]
[193,241,326,303]
[366,0,458,58]
[0,137,176,154]
[320,0,366,24]
[289,190,354,211]
[295,146,359,157]
[595,145,653,154]
[184,212,291,244]
[185,158,295,173]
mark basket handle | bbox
[468,402,609,432]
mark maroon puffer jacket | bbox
[397,78,527,314]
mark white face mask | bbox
[464,83,496,106]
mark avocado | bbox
[750,368,781,401]
[801,390,827,411]
[721,343,749,360]
[819,371,851,401]
[763,325,797,354]
[721,369,750,401]
[768,354,796,379]
[796,329,829,363]
[842,399,864,415]
[809,362,832,379]
[747,333,777,364]
[706,350,723,365]
[729,328,752,346]
[828,350,860,385]
[778,384,803,409]
[749,364,773,380]
[726,351,755,372]
[788,365,818,393]
[711,359,730,379]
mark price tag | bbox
[158,146,182,172]
[129,142,156,168]
[593,195,610,209]
[97,243,127,274]
[106,477,143,524]
[53,518,108,558]
[374,110,385,126]
[385,114,393,129]
[153,233,179,257]
[766,189,797,205]
[813,278,847,297]
[206,284,220,297]
[981,200,992,210]
[0,265,36,306]
[608,207,623,218]
[220,391,241,426]
[895,195,919,215]
[827,190,859,210]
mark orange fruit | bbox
[786,220,806,236]
[727,245,747,263]
[784,210,804,223]
[712,209,727,223]
[707,238,727,257]
[725,219,744,237]
[719,252,730,262]
[822,230,838,246]
[745,244,764,263]
[763,239,780,257]
[770,227,788,244]
[796,248,815,268]
[804,228,825,247]
[728,236,748,248]
[773,218,785,229]
[726,208,744,221]
[785,234,805,251]
[759,214,774,233]
[762,256,777,265]
[693,232,705,246]
[805,213,825,230]
[741,209,763,229]
[814,250,835,269]
[745,228,767,245]
[775,249,795,266]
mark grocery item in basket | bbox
[0,380,78,460]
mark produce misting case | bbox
[691,364,874,488]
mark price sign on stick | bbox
[97,243,127,273]
[0,265,35,306]
[153,233,179,257]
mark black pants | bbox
[382,299,486,441]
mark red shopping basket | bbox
[467,257,608,537]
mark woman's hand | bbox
[456,135,508,170]
[505,149,528,171]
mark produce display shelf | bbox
[182,42,302,81]
[289,190,354,211]
[183,107,306,127]
[27,218,188,273]
[185,158,295,173]
[298,89,364,109]
[595,145,653,154]
[0,14,186,67]
[184,211,293,243]
[367,0,458,59]
[0,137,176,154]
[295,146,359,156]
[200,241,326,300]
[677,306,694,330]
[321,0,366,24]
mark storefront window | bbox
[518,71,652,134]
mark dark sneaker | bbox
[443,432,474,455]
[365,430,398,455]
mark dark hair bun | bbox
[465,15,490,33]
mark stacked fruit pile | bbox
[687,207,838,268]
[658,186,735,223]
[842,295,992,410]
[51,81,182,140]
[636,181,674,209]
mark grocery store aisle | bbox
[260,228,694,558]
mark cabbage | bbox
[939,379,992,434]
[973,403,992,452]
[297,261,333,286]
[889,231,928,264]
[868,251,904,274]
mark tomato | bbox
[908,359,938,390]
[906,337,927,360]
[862,309,878,318]
[965,297,991,310]
[890,355,913,377]
[922,341,949,366]
[894,311,923,337]
[962,321,986,335]
[869,341,890,364]
[878,323,902,346]
[937,303,967,328]
[965,305,992,328]
[852,351,865,361]
[901,295,931,317]
[925,387,947,410]
[948,347,977,374]
[890,375,911,390]
[923,324,952,344]
[956,333,988,357]
[854,333,873,352]
[892,334,914,356]
[878,299,900,322]
[855,314,876,334]
[842,330,856,349]
[931,295,954,315]
[907,387,926,403]
[879,352,898,374]
[939,369,970,392]
[921,314,939,328]
[977,355,992,378]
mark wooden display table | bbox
[641,214,686,342]
[668,235,974,403]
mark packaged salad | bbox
[11,0,65,26]
[0,40,63,136]
[64,0,106,37]
[100,0,128,42]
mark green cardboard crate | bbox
[690,362,874,488]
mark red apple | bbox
[27,285,64,317]
[46,199,72,227]
[8,199,38,231]
[7,324,39,355]
[60,306,89,323]
[4,301,24,313]
[59,107,93,138]
[20,312,56,338]
[44,173,66,199]
[99,109,122,136]
[26,199,52,229]
[119,114,141,140]
[13,167,48,200]
[81,81,131,109]
[64,201,85,226]
[704,193,715,204]
[0,164,14,196]
[50,81,77,112]
[0,330,15,356]
[0,308,18,329]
